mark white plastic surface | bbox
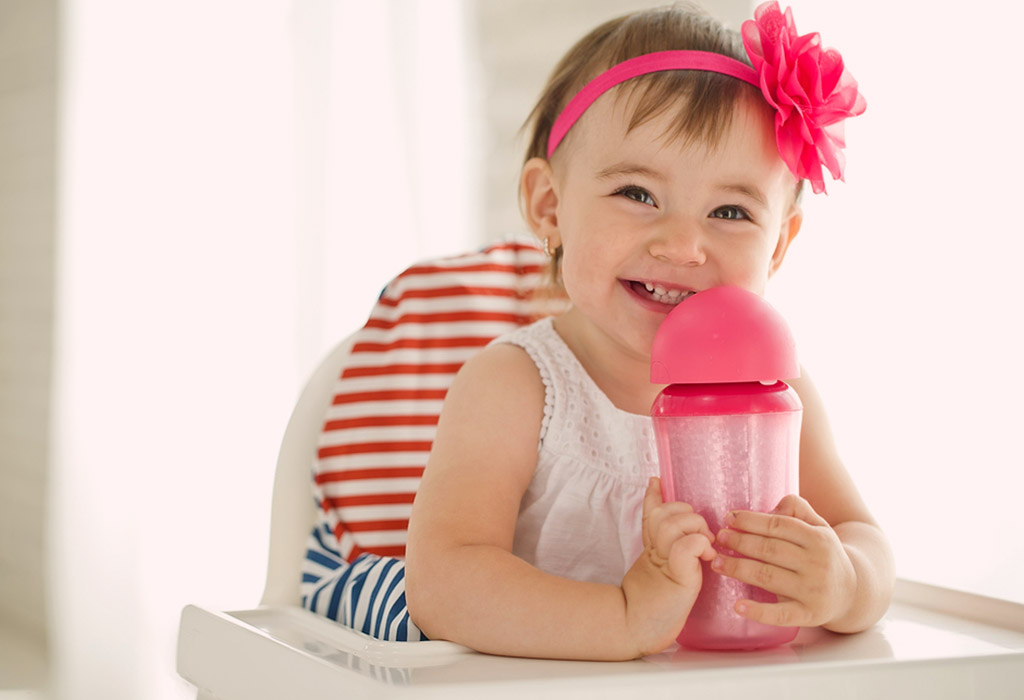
[177,579,1024,700]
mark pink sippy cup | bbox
[650,286,802,651]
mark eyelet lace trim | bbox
[494,318,657,483]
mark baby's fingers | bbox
[642,477,663,517]
[733,597,813,628]
[712,554,799,599]
[651,507,716,556]
[641,478,663,550]
[666,533,717,584]
[771,494,830,527]
[643,477,691,518]
[716,528,803,570]
[644,478,707,536]
[653,511,714,560]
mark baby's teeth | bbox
[638,281,691,304]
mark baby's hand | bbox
[622,477,716,656]
[712,494,857,629]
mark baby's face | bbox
[547,92,800,360]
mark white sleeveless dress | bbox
[495,317,660,586]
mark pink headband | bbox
[545,1,866,194]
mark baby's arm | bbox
[712,371,895,633]
[405,344,714,660]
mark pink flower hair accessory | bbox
[741,1,866,194]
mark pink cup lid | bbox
[650,286,799,384]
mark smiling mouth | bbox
[628,281,696,306]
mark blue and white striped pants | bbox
[301,521,426,641]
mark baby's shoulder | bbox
[454,341,541,393]
[436,341,547,450]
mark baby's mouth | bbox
[629,281,696,306]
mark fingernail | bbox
[735,602,748,616]
[711,556,723,571]
[716,530,729,544]
[725,511,736,525]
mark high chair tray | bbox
[177,579,1024,700]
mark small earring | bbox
[543,237,551,257]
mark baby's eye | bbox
[710,206,751,221]
[615,186,656,207]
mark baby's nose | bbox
[647,223,707,266]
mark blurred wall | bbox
[0,0,58,655]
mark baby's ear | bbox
[520,158,561,247]
[769,205,802,276]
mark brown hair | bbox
[522,3,761,165]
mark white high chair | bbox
[259,332,353,610]
[177,246,1024,700]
